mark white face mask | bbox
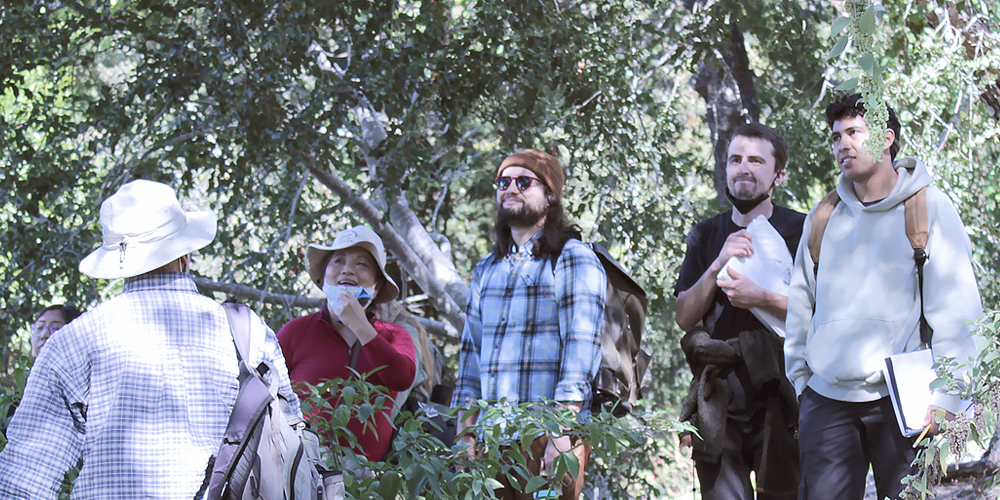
[322,283,376,315]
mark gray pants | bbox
[798,388,916,500]
[695,412,796,500]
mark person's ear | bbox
[774,168,787,186]
[883,128,896,158]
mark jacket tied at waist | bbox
[679,327,799,497]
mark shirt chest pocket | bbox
[524,283,558,328]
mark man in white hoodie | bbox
[785,94,982,500]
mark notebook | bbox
[883,349,972,437]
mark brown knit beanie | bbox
[497,149,565,200]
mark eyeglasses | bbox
[33,323,61,333]
[495,176,542,192]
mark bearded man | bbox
[452,149,607,500]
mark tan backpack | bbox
[807,187,931,344]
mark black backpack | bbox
[552,242,651,416]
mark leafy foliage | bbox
[4,0,1000,494]
[297,376,692,499]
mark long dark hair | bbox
[492,189,582,260]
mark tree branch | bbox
[191,276,459,341]
[298,152,467,332]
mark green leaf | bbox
[340,386,357,406]
[859,53,875,75]
[525,476,548,493]
[858,8,877,34]
[834,78,859,91]
[357,402,375,424]
[378,471,401,499]
[831,17,852,38]
[828,35,849,60]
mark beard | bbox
[498,196,547,228]
[729,174,761,199]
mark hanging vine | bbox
[828,0,891,156]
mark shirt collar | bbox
[508,231,542,259]
[123,271,199,293]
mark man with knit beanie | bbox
[452,148,607,499]
[675,124,803,500]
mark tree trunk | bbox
[301,156,467,334]
[388,193,470,309]
[298,44,470,334]
[190,276,459,340]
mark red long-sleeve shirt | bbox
[277,309,415,461]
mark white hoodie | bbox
[785,157,982,405]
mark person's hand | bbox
[329,288,374,339]
[717,268,768,309]
[543,434,575,480]
[455,434,478,471]
[921,405,956,438]
[713,230,754,270]
[679,433,692,449]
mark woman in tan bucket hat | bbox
[276,225,416,462]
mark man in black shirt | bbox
[675,123,804,500]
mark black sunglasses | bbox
[494,175,541,191]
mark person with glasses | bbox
[452,149,607,499]
[30,304,82,358]
[674,123,803,500]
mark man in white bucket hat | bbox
[0,179,298,499]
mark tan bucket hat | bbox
[79,180,217,279]
[305,225,399,304]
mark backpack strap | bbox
[208,302,274,500]
[808,187,932,345]
[808,189,841,276]
[223,303,252,369]
[904,187,932,345]
[348,340,362,370]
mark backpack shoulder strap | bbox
[207,302,274,500]
[904,187,931,345]
[222,302,253,369]
[904,187,929,250]
[808,189,841,275]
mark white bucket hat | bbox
[79,180,218,279]
[305,225,399,304]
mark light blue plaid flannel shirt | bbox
[0,272,298,499]
[452,237,607,415]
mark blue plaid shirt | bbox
[452,238,607,410]
[0,273,298,499]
